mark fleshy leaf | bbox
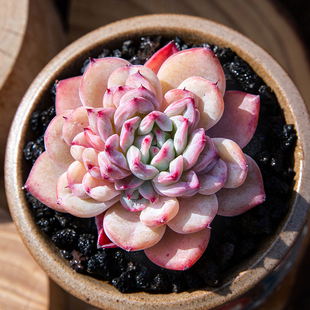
[144,227,210,270]
[95,213,118,248]
[107,65,162,105]
[98,151,131,180]
[153,155,184,185]
[164,97,197,133]
[84,127,105,151]
[127,145,159,180]
[97,108,115,143]
[198,159,227,195]
[207,91,260,148]
[70,136,90,162]
[212,138,248,188]
[217,154,266,216]
[138,111,172,135]
[55,76,82,115]
[192,136,219,174]
[125,71,157,95]
[113,97,154,133]
[140,196,179,227]
[82,172,119,201]
[150,139,175,171]
[170,116,189,155]
[157,47,226,96]
[182,128,206,171]
[114,175,144,190]
[44,111,74,169]
[120,116,141,152]
[82,148,101,179]
[104,202,166,251]
[119,190,150,212]
[162,88,199,112]
[119,86,161,111]
[56,172,119,218]
[62,107,89,145]
[154,170,199,197]
[80,57,130,108]
[104,134,129,170]
[24,152,66,212]
[167,194,218,234]
[144,41,179,74]
[66,161,89,199]
[138,181,159,203]
[178,76,224,131]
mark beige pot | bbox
[5,14,310,310]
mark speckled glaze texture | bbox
[5,14,310,309]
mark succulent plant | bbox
[24,41,265,271]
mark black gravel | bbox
[23,36,296,293]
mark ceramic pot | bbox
[5,14,310,310]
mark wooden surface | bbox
[1,0,310,309]
[0,0,66,192]
[0,209,49,310]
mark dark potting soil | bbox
[23,36,296,293]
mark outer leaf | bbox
[144,41,179,74]
[217,154,266,216]
[144,227,210,270]
[207,91,260,148]
[24,152,66,212]
[55,76,82,115]
[157,47,226,96]
[95,213,118,248]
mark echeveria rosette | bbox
[24,41,265,271]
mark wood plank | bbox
[0,209,49,310]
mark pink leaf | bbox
[217,154,266,216]
[56,172,119,218]
[157,47,226,96]
[178,76,224,131]
[207,91,260,148]
[55,76,82,115]
[212,138,248,188]
[24,152,66,212]
[140,196,179,227]
[144,227,210,270]
[144,41,179,74]
[104,202,166,251]
[95,213,118,248]
[44,111,74,169]
[167,194,218,234]
[80,57,130,108]
[198,159,227,195]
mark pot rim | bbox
[5,14,310,309]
